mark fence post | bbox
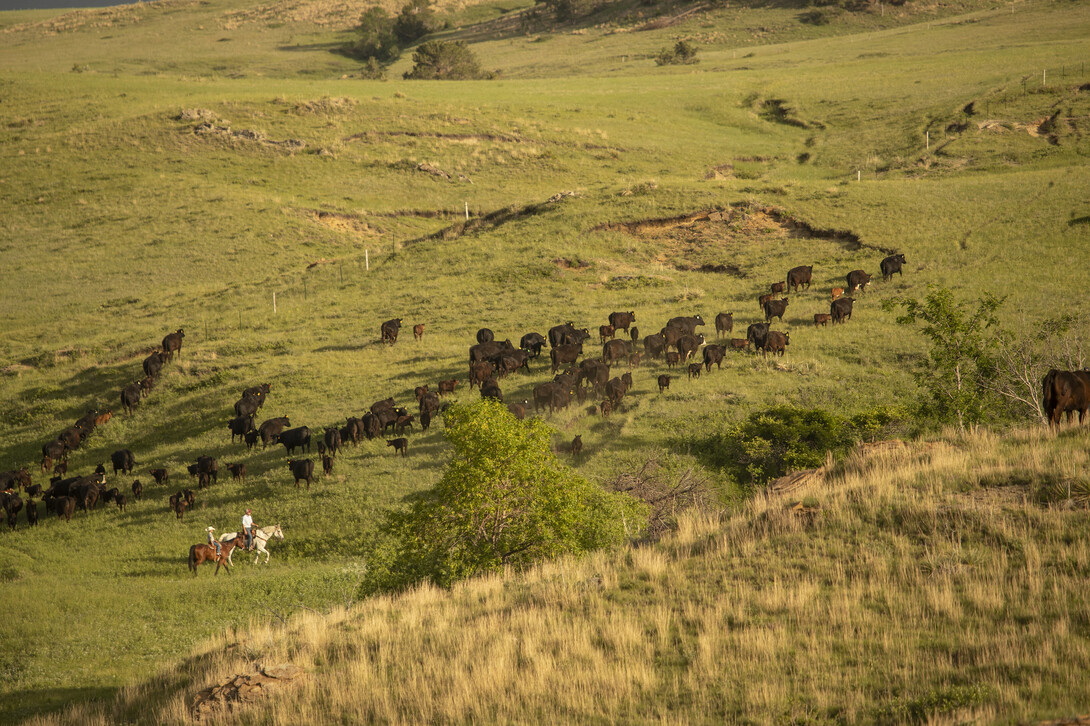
[273,292,277,314]
[926,131,929,150]
[365,249,370,271]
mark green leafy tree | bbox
[403,40,485,80]
[887,286,1004,429]
[348,7,401,64]
[393,0,434,45]
[362,400,645,593]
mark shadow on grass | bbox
[0,686,117,725]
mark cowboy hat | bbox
[207,526,215,531]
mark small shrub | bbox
[655,40,699,66]
[798,9,828,25]
[403,41,485,80]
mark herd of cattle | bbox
[4,248,1086,533]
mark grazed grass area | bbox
[1,0,1089,721]
[27,427,1090,725]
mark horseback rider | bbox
[242,509,255,551]
[206,526,221,559]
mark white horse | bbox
[219,524,284,565]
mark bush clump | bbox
[691,405,907,489]
[347,7,401,64]
[404,40,486,80]
[655,40,699,66]
[393,0,435,44]
[361,399,646,593]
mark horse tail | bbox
[188,545,198,573]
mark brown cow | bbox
[728,338,751,351]
[830,287,845,301]
[438,378,460,396]
[688,363,702,380]
[599,324,615,343]
[657,374,671,393]
[814,313,831,327]
[1042,370,1090,426]
[571,435,583,458]
[227,463,246,483]
[386,438,408,457]
[413,323,425,340]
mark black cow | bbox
[507,400,528,420]
[54,496,75,522]
[120,384,142,415]
[550,343,583,373]
[657,374,671,393]
[470,340,514,363]
[847,270,871,293]
[831,297,854,324]
[714,312,733,337]
[195,456,218,485]
[666,315,705,335]
[228,414,255,443]
[677,334,704,361]
[548,323,589,348]
[344,417,364,444]
[571,435,583,458]
[381,318,402,345]
[258,416,291,448]
[42,439,67,470]
[233,395,261,418]
[703,345,726,371]
[481,379,504,402]
[476,328,495,344]
[279,426,312,455]
[532,382,571,413]
[143,351,164,379]
[608,311,636,331]
[25,499,38,526]
[630,326,640,343]
[605,377,629,406]
[287,459,315,489]
[322,455,334,476]
[763,298,789,322]
[110,449,135,476]
[324,428,342,458]
[386,438,408,457]
[131,480,143,501]
[243,383,271,400]
[162,328,185,360]
[643,333,667,359]
[747,323,771,352]
[787,265,814,293]
[665,351,680,368]
[420,392,441,417]
[688,363,702,380]
[881,253,906,281]
[660,326,684,347]
[420,408,432,431]
[580,358,610,392]
[1042,370,1090,426]
[763,330,790,357]
[59,426,82,452]
[603,339,629,366]
[0,467,30,491]
[149,468,169,486]
[520,332,546,358]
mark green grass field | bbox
[1,0,1089,721]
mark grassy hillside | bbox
[27,426,1090,725]
[1,0,1089,721]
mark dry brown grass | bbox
[28,425,1090,725]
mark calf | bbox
[728,336,749,349]
[244,430,259,450]
[94,410,113,427]
[770,281,786,294]
[469,361,494,389]
[688,363,702,380]
[131,480,143,501]
[395,414,415,434]
[25,500,38,526]
[599,324,615,343]
[413,323,425,340]
[175,500,187,520]
[387,438,408,457]
[227,463,246,483]
[120,384,142,415]
[599,399,612,418]
[629,326,640,343]
[198,472,211,490]
[55,496,75,522]
[481,379,503,402]
[115,493,126,512]
[814,313,832,327]
[628,352,641,369]
[414,385,429,403]
[571,435,583,458]
[322,455,334,476]
[657,374,671,394]
[665,351,680,368]
[506,401,527,421]
[25,484,42,498]
[149,469,169,486]
[53,461,68,477]
[438,378,459,396]
[830,287,845,301]
[288,459,315,490]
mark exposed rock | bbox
[191,663,305,719]
[178,108,216,121]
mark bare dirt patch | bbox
[191,663,305,719]
[300,209,378,238]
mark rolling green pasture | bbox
[1,0,1089,721]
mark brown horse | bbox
[188,533,244,576]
